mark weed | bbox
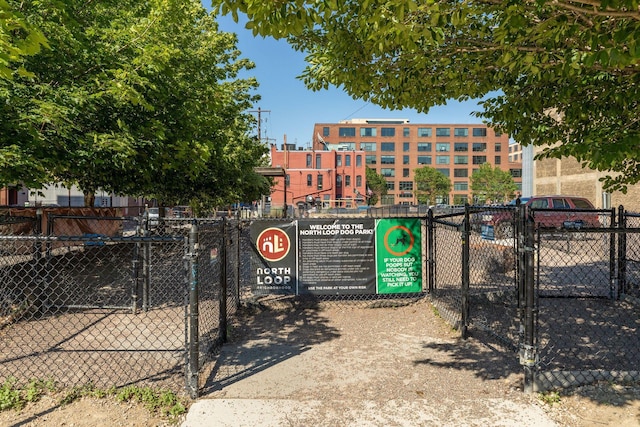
[116,385,187,418]
[0,378,23,411]
[539,390,561,405]
[0,379,187,420]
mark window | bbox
[454,182,468,191]
[307,174,312,186]
[454,142,468,152]
[454,155,468,164]
[436,155,450,165]
[403,168,410,177]
[317,174,323,189]
[472,128,487,137]
[360,127,377,137]
[437,168,450,177]
[454,168,468,177]
[338,142,356,150]
[403,155,410,165]
[336,175,342,187]
[339,127,356,137]
[454,128,468,137]
[316,154,321,168]
[336,155,342,167]
[360,142,376,151]
[381,155,395,164]
[417,155,431,165]
[417,142,431,152]
[403,127,410,137]
[381,194,395,205]
[510,168,522,178]
[386,181,395,190]
[306,154,312,167]
[356,175,362,186]
[530,198,549,209]
[345,154,351,166]
[381,128,395,137]
[399,181,413,190]
[552,198,570,209]
[381,142,395,151]
[495,143,502,152]
[399,193,413,198]
[345,175,351,187]
[403,142,410,152]
[494,129,502,137]
[381,168,395,177]
[323,127,330,137]
[418,127,432,137]
[472,142,487,152]
[436,127,450,137]
[365,155,377,165]
[495,156,501,165]
[436,143,450,152]
[356,155,362,166]
[472,155,487,164]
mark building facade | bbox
[533,147,640,211]
[312,119,521,205]
[269,143,369,215]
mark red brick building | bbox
[312,119,521,205]
[269,143,368,215]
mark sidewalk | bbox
[181,299,558,427]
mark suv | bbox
[476,195,599,239]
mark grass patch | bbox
[0,378,56,411]
[0,379,187,420]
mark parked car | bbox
[476,195,599,239]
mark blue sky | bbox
[210,6,488,148]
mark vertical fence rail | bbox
[618,206,627,295]
[461,206,470,338]
[522,208,537,393]
[187,224,199,398]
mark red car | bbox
[476,195,599,239]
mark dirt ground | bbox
[1,297,639,426]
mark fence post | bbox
[521,207,538,393]
[609,207,618,299]
[427,209,435,293]
[219,219,228,343]
[516,200,526,347]
[617,206,626,296]
[186,223,199,398]
[461,204,470,339]
[235,221,242,311]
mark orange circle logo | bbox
[256,227,290,262]
[384,225,414,257]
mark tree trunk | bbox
[84,192,95,207]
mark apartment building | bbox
[313,119,522,205]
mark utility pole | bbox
[249,107,271,143]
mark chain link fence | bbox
[0,234,187,392]
[1,205,639,397]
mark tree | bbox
[1,0,270,207]
[0,1,48,80]
[215,0,640,192]
[470,163,517,205]
[414,167,451,206]
[365,166,387,206]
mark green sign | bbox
[375,218,422,294]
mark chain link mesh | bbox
[2,207,639,396]
[0,235,186,391]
